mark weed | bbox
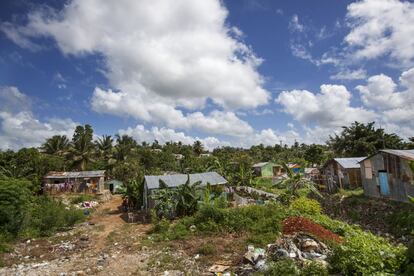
[196,243,216,255]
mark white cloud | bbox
[0,87,77,150]
[356,67,414,127]
[276,84,376,127]
[344,0,414,68]
[118,124,230,150]
[330,68,367,80]
[2,0,269,137]
[289,14,304,32]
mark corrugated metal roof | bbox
[380,149,414,160]
[144,172,227,190]
[333,157,365,169]
[253,162,270,168]
[45,170,105,179]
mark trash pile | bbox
[236,233,331,275]
[77,201,99,209]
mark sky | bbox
[0,0,414,150]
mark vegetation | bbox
[0,121,413,273]
[0,178,84,251]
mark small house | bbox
[173,153,184,160]
[143,172,227,210]
[304,168,321,184]
[43,170,105,194]
[322,157,365,191]
[360,149,414,202]
[104,179,123,193]
[252,162,280,177]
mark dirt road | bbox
[0,195,154,276]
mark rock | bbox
[208,264,230,273]
[255,259,268,271]
[189,225,197,232]
[301,239,319,252]
[75,270,85,275]
[80,235,89,241]
[194,254,200,260]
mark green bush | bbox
[0,178,32,236]
[70,194,95,204]
[263,259,299,275]
[23,196,85,237]
[290,197,321,215]
[400,241,414,275]
[197,243,216,255]
[327,223,405,274]
[301,262,328,276]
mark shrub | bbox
[400,241,414,275]
[283,217,342,244]
[329,227,405,275]
[197,243,216,255]
[264,259,299,275]
[23,196,85,237]
[301,261,328,276]
[0,178,32,236]
[70,194,95,204]
[290,197,321,215]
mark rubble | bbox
[237,233,331,274]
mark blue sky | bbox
[1,0,414,150]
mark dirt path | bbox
[89,195,126,251]
[0,195,155,276]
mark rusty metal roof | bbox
[380,149,414,161]
[45,170,105,179]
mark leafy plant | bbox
[276,164,322,197]
[151,175,202,219]
[290,197,321,215]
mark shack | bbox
[43,170,105,194]
[143,172,227,210]
[304,168,322,184]
[252,162,280,177]
[322,157,365,191]
[104,179,123,193]
[360,149,414,202]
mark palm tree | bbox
[42,135,70,155]
[277,163,321,198]
[193,140,204,156]
[114,134,137,161]
[67,125,95,171]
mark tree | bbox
[114,134,137,161]
[277,163,321,199]
[328,122,404,157]
[192,140,204,156]
[67,125,95,170]
[42,135,70,155]
[304,144,324,166]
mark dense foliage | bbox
[0,178,84,250]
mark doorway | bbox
[378,170,389,196]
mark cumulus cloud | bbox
[0,87,77,150]
[356,67,414,126]
[2,0,269,137]
[276,84,376,127]
[118,124,230,150]
[344,0,414,68]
